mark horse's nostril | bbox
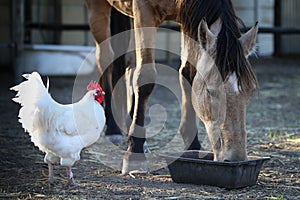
[224,159,231,162]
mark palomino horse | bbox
[85,0,258,174]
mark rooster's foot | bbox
[66,166,76,186]
[67,177,76,186]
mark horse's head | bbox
[192,19,258,161]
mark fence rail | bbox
[25,23,300,35]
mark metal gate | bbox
[276,0,300,55]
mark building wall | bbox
[0,0,12,68]
[2,0,300,70]
[233,0,275,56]
[30,0,93,45]
[281,0,300,55]
[61,0,92,45]
[28,0,276,56]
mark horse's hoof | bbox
[121,152,147,175]
[105,135,123,146]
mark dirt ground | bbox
[0,58,299,199]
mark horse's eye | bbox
[206,89,219,99]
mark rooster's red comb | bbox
[87,81,103,91]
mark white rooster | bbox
[11,72,106,185]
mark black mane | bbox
[179,0,258,92]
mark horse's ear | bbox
[239,22,259,57]
[198,19,217,50]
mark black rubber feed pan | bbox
[160,151,270,189]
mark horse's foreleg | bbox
[122,0,161,174]
[86,0,122,145]
[179,63,202,150]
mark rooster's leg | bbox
[66,166,75,185]
[48,162,54,185]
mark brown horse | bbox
[85,0,258,174]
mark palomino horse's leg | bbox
[179,63,202,150]
[124,24,136,132]
[122,0,161,174]
[179,35,201,150]
[85,0,123,145]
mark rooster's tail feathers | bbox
[10,72,52,132]
[11,72,50,103]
